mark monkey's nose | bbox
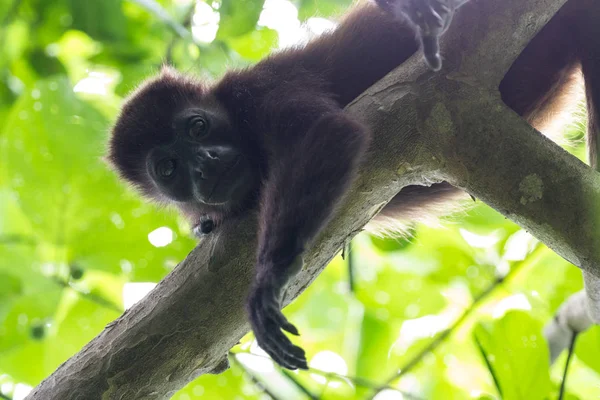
[196,149,220,161]
[191,162,206,179]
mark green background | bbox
[0,0,597,398]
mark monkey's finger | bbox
[255,320,306,369]
[256,284,301,335]
[249,287,308,369]
[260,318,307,365]
[421,35,442,71]
[250,309,299,370]
[259,308,305,358]
[262,334,308,370]
[262,341,298,370]
[264,339,308,371]
[279,318,300,336]
[262,316,307,360]
[250,302,306,362]
[433,1,451,15]
[266,304,300,336]
[427,6,444,29]
[262,338,298,370]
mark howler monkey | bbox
[108,0,599,370]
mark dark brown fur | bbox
[108,0,600,370]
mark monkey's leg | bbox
[247,110,369,370]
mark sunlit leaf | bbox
[226,27,278,61]
[1,76,196,279]
[575,326,600,375]
[68,0,128,41]
[297,0,352,20]
[474,311,551,399]
[216,0,266,39]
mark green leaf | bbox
[0,273,22,301]
[574,326,600,375]
[513,248,582,313]
[369,230,414,252]
[1,76,196,280]
[0,290,62,354]
[216,0,266,39]
[2,77,110,244]
[175,362,263,400]
[0,290,119,385]
[355,311,400,381]
[226,27,278,61]
[474,311,551,399]
[297,0,352,20]
[28,49,67,77]
[127,0,190,39]
[68,0,128,41]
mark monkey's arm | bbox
[247,97,369,370]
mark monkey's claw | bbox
[247,279,308,370]
[403,0,456,71]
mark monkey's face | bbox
[108,69,260,214]
[145,105,256,208]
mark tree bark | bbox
[28,0,595,398]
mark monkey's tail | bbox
[367,182,468,236]
[582,59,600,171]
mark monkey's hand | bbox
[403,0,456,70]
[381,0,466,70]
[246,256,308,370]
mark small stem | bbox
[127,0,191,40]
[280,370,319,400]
[229,351,424,400]
[0,235,36,246]
[558,332,578,400]
[387,275,502,381]
[0,0,22,28]
[347,242,356,293]
[229,353,284,400]
[52,278,122,313]
[165,2,195,63]
[369,245,539,399]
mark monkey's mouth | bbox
[203,156,242,205]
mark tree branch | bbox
[28,0,590,398]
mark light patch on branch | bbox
[519,174,544,205]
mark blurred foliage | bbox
[0,0,597,399]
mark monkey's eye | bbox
[188,116,208,138]
[157,159,177,178]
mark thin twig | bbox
[0,235,36,246]
[0,0,22,28]
[280,370,319,400]
[303,368,424,400]
[229,353,285,400]
[368,245,541,399]
[230,351,424,400]
[52,278,122,313]
[347,242,356,293]
[474,332,503,397]
[0,391,12,400]
[127,0,191,40]
[165,2,196,64]
[558,332,578,400]
[385,276,504,381]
